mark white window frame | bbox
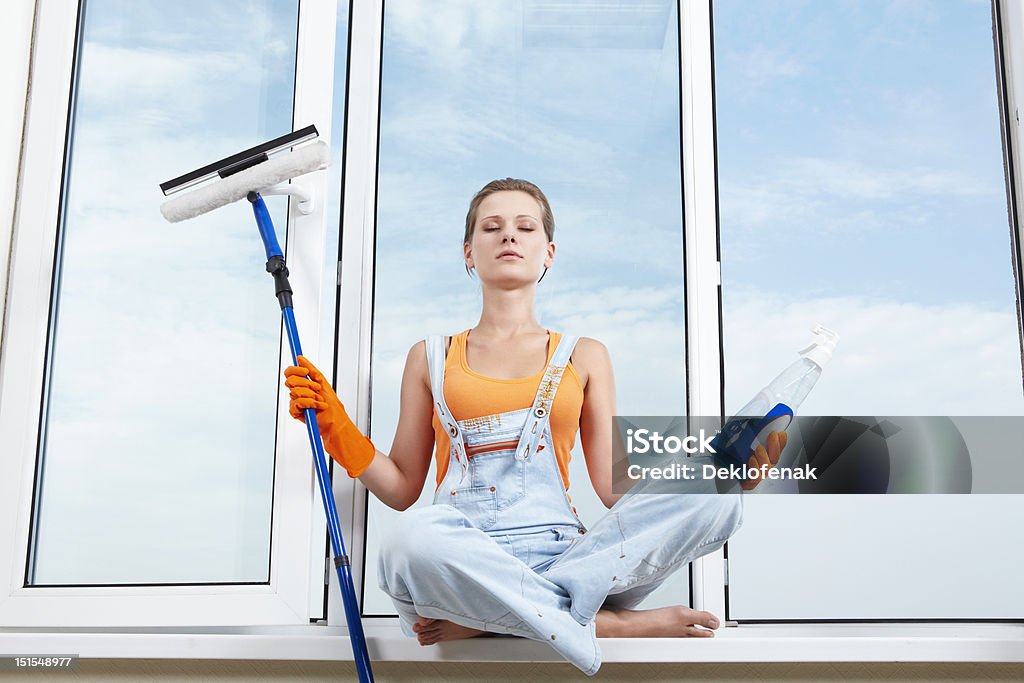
[327,0,382,628]
[0,0,33,333]
[679,0,727,620]
[0,0,340,627]
[995,0,1024,363]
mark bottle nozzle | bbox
[798,323,839,367]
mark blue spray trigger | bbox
[708,403,793,472]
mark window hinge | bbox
[325,557,332,586]
[723,558,729,585]
[337,260,342,287]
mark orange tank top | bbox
[431,330,585,495]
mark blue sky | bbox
[716,0,1010,306]
[27,0,1024,617]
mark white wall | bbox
[0,0,37,358]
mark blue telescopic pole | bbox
[249,192,374,683]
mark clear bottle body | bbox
[734,357,822,417]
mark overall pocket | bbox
[459,408,531,512]
[468,449,527,510]
[447,485,497,530]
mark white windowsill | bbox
[1,622,1022,664]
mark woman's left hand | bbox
[741,430,788,491]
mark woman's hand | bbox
[740,430,787,491]
[283,356,376,478]
[285,356,339,426]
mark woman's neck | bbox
[474,285,544,338]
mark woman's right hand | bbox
[284,356,339,427]
[284,356,376,478]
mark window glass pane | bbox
[714,0,1024,618]
[364,0,688,615]
[319,4,350,376]
[29,0,299,585]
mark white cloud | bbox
[732,45,807,84]
[723,287,1024,416]
[81,43,260,103]
[784,157,992,201]
[720,154,998,236]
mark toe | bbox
[413,617,438,633]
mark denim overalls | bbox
[377,333,744,676]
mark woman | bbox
[285,178,785,675]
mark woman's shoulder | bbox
[565,335,609,358]
[406,330,467,356]
[404,331,466,376]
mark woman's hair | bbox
[463,178,555,245]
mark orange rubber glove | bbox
[283,355,376,478]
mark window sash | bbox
[331,0,723,625]
[0,0,340,627]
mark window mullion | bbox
[288,0,344,624]
[680,0,728,620]
[331,0,384,628]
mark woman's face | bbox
[465,190,554,288]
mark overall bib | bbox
[377,333,744,676]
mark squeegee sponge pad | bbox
[160,141,330,223]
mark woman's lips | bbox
[498,251,522,259]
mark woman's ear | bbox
[544,242,556,268]
[464,242,474,270]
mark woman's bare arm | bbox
[576,338,623,509]
[356,341,435,511]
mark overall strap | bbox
[424,335,468,480]
[514,334,580,462]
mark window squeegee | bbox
[159,126,374,683]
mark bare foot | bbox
[595,605,721,638]
[412,615,488,646]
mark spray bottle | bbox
[709,324,839,470]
